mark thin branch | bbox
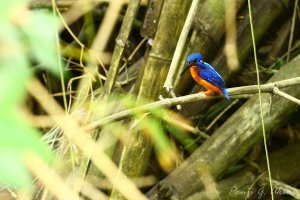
[260,177,300,199]
[273,87,300,105]
[85,77,300,130]
[163,0,200,92]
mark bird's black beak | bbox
[180,63,190,76]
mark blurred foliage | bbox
[113,95,185,170]
[0,0,60,190]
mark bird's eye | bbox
[190,61,196,66]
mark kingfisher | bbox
[181,53,230,100]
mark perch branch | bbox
[86,77,300,130]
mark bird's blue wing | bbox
[198,63,226,89]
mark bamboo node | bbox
[116,39,125,48]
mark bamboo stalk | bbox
[83,0,142,187]
[102,0,141,96]
[110,0,192,199]
[140,0,164,38]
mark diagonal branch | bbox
[273,86,300,105]
[260,177,300,199]
[86,77,300,130]
[163,0,200,92]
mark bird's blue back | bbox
[198,62,226,89]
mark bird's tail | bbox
[222,89,230,101]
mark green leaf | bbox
[0,0,28,20]
[0,114,51,159]
[0,67,29,113]
[0,6,53,191]
[0,152,32,189]
[0,24,30,113]
[165,123,198,153]
[22,10,61,75]
[0,114,52,189]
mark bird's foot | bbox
[204,90,214,96]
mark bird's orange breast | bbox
[190,67,221,93]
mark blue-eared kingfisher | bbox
[181,53,230,101]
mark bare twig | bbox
[86,77,300,129]
[260,177,300,199]
[273,87,300,105]
[163,0,200,92]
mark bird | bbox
[181,53,230,101]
